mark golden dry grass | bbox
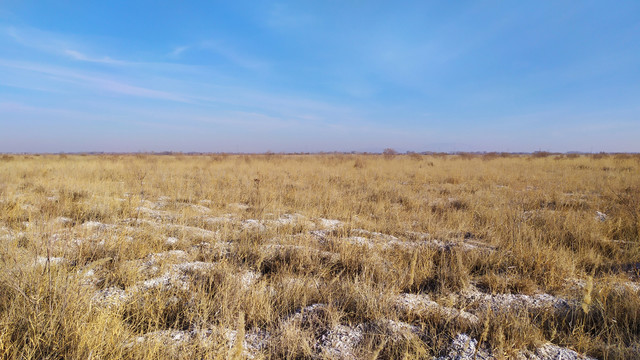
[0,153,639,359]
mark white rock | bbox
[228,203,250,211]
[203,215,234,224]
[239,270,261,290]
[224,327,270,359]
[36,256,64,266]
[166,236,179,245]
[242,219,267,231]
[135,207,176,220]
[317,324,364,360]
[437,333,492,360]
[82,221,108,231]
[352,229,399,242]
[517,343,597,360]
[92,287,130,307]
[460,288,571,315]
[344,236,374,248]
[140,273,190,291]
[395,293,479,325]
[189,204,211,214]
[54,217,73,225]
[318,218,343,230]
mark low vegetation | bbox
[0,153,639,359]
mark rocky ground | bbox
[1,193,621,359]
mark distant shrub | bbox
[613,153,632,160]
[406,152,423,160]
[532,151,552,158]
[353,158,366,168]
[383,148,398,159]
[590,152,609,159]
[457,152,475,160]
[482,152,500,161]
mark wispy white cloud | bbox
[0,101,111,121]
[0,55,361,128]
[168,45,189,58]
[5,25,76,57]
[199,40,268,70]
[4,26,191,70]
[93,77,192,102]
[0,80,65,94]
[4,26,131,65]
[0,59,192,102]
[64,49,126,65]
[165,39,269,70]
[0,24,384,143]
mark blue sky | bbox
[1,1,639,153]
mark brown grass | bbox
[0,153,639,359]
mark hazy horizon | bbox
[1,1,639,153]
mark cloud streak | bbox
[0,59,192,102]
[168,46,189,58]
[64,49,125,65]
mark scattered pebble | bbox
[318,218,343,230]
[317,324,363,360]
[54,217,73,225]
[458,288,572,315]
[166,236,179,245]
[395,293,479,325]
[36,256,65,266]
[436,333,492,360]
[523,343,597,360]
[228,203,250,211]
[92,286,130,307]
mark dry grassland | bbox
[0,153,639,359]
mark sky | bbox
[1,1,639,153]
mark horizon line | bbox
[2,151,639,156]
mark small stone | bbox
[437,333,492,360]
[595,211,607,222]
[36,256,64,266]
[166,236,179,245]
